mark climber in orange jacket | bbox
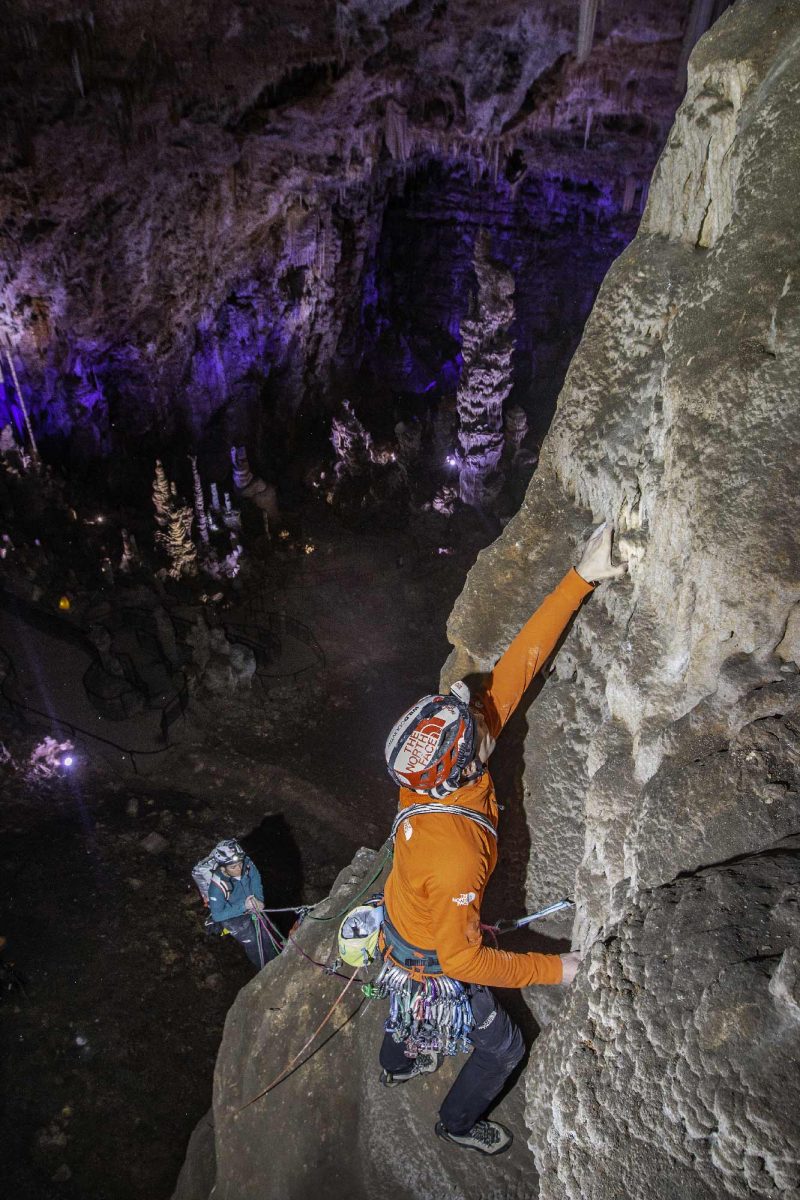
[378,522,626,1157]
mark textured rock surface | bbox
[528,842,800,1200]
[440,3,800,1196]
[173,847,547,1200]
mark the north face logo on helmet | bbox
[399,716,446,772]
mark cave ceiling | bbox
[0,0,696,459]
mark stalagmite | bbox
[230,445,279,537]
[119,528,138,573]
[330,401,374,481]
[577,0,599,64]
[152,460,172,537]
[163,502,198,579]
[189,455,210,545]
[456,231,515,509]
[222,492,241,532]
[394,420,422,467]
[504,406,528,455]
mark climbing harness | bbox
[376,910,475,1056]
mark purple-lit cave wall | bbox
[344,161,640,440]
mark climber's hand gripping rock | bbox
[576,521,627,584]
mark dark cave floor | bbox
[0,498,570,1200]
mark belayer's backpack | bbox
[192,840,246,905]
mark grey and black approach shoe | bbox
[380,1051,443,1088]
[434,1119,513,1156]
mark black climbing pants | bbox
[224,913,279,970]
[379,985,524,1135]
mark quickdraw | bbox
[375,960,474,1058]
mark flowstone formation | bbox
[440,4,800,1196]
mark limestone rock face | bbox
[442,3,800,1196]
[528,842,800,1200]
[172,847,544,1200]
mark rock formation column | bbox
[456,231,515,509]
[189,455,210,545]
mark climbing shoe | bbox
[434,1118,513,1156]
[380,1051,442,1088]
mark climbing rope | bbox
[235,965,365,1112]
[257,850,392,925]
[255,909,354,981]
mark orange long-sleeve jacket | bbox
[383,567,593,989]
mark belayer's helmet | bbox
[214,838,245,865]
[385,681,475,798]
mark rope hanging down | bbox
[236,966,365,1112]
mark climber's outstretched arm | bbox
[477,522,626,740]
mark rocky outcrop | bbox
[442,3,800,1196]
[172,846,546,1200]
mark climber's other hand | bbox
[245,895,265,913]
[559,951,581,985]
[576,521,627,583]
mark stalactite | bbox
[189,455,210,545]
[385,98,411,163]
[622,175,638,214]
[577,0,599,64]
[3,344,39,462]
[583,105,594,149]
[456,231,515,510]
[71,49,85,97]
[676,0,717,92]
[209,482,221,512]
